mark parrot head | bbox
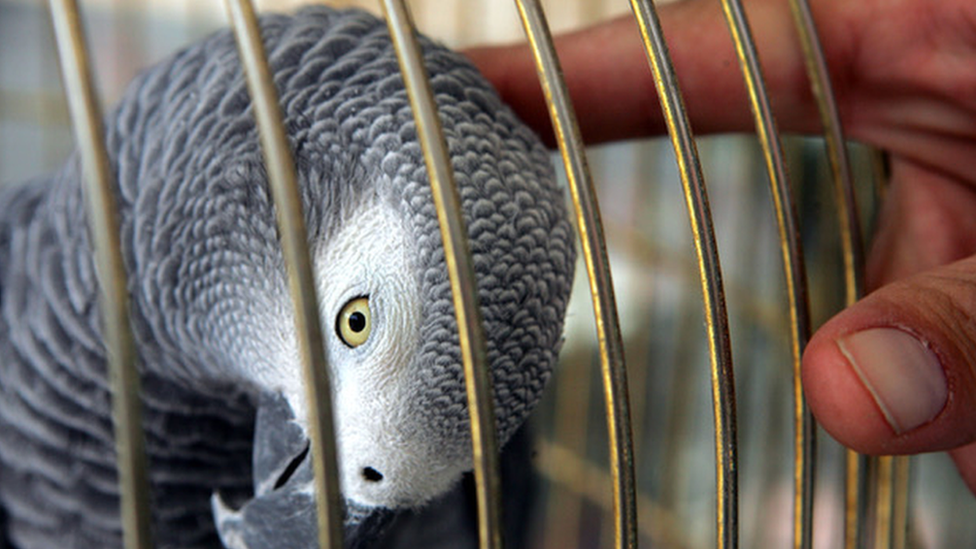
[100,6,574,547]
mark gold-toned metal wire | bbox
[222,1,344,547]
[380,2,503,548]
[512,1,638,547]
[841,147,868,549]
[847,453,871,549]
[780,4,873,547]
[873,455,894,549]
[891,455,911,549]
[866,145,904,549]
[47,1,154,548]
[628,3,738,548]
[716,1,816,547]
[784,0,862,305]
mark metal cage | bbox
[1,0,974,547]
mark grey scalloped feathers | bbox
[0,6,574,549]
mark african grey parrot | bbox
[0,7,575,549]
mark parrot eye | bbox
[336,296,371,348]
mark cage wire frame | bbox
[39,0,908,548]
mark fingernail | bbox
[837,328,947,434]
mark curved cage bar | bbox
[846,453,871,548]
[221,0,345,547]
[892,455,911,549]
[866,146,906,549]
[46,1,154,547]
[715,1,815,547]
[873,455,895,549]
[783,0,863,305]
[512,1,638,547]
[628,1,739,548]
[381,2,504,548]
[777,1,877,546]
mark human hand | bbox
[465,0,976,493]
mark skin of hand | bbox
[465,0,976,494]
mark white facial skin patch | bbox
[249,198,466,509]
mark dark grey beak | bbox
[212,391,397,549]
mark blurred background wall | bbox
[1,0,973,547]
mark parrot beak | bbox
[211,391,398,548]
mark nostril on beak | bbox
[362,467,383,483]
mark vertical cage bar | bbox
[872,456,894,549]
[715,1,814,548]
[222,1,344,547]
[866,145,903,549]
[846,453,871,548]
[891,455,911,549]
[47,1,154,548]
[781,5,866,545]
[628,2,738,548]
[511,1,638,548]
[784,0,862,305]
[779,4,874,547]
[380,2,504,549]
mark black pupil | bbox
[348,312,366,333]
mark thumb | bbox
[803,262,976,453]
[803,162,976,493]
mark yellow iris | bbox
[336,296,371,348]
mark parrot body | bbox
[0,7,574,549]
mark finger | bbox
[803,258,976,455]
[867,160,976,287]
[803,163,976,456]
[464,16,661,146]
[464,0,824,145]
[950,441,976,494]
